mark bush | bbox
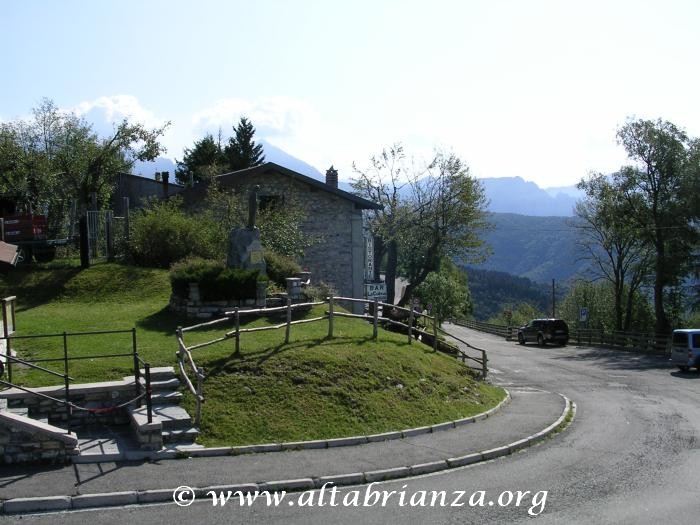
[264,249,301,287]
[129,198,218,268]
[170,257,261,301]
[303,281,337,302]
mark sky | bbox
[2,0,699,188]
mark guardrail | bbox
[454,319,673,355]
[175,297,488,428]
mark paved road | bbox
[4,325,699,524]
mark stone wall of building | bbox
[225,173,362,302]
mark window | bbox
[259,195,283,212]
[673,333,689,347]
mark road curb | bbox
[0,391,574,516]
[182,389,512,459]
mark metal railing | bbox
[175,297,488,428]
[0,327,153,424]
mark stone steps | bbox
[162,427,199,444]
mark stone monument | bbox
[226,185,267,273]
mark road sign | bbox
[579,307,589,323]
[365,282,387,301]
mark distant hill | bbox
[464,212,590,285]
[463,267,550,321]
[259,140,325,179]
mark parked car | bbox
[518,319,569,346]
[670,329,700,371]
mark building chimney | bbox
[325,166,338,188]
[162,171,170,198]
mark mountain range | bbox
[133,146,590,286]
[133,145,583,217]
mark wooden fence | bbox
[175,297,488,427]
[453,318,673,356]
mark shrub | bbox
[129,197,218,268]
[264,249,301,287]
[170,257,261,301]
[303,281,337,302]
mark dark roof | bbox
[119,172,185,189]
[212,162,380,210]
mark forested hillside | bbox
[465,213,590,284]
[462,267,550,321]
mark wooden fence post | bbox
[285,297,292,344]
[373,298,378,340]
[482,349,488,379]
[196,367,204,427]
[433,317,438,352]
[234,308,240,355]
[328,296,334,338]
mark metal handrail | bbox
[0,327,153,425]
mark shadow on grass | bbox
[200,333,438,378]
[136,306,190,335]
[0,266,83,311]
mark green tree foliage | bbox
[558,280,654,332]
[0,98,168,234]
[415,260,472,325]
[199,181,245,256]
[352,144,489,306]
[257,202,320,261]
[225,117,265,171]
[175,132,228,185]
[398,152,489,304]
[488,302,541,327]
[612,118,699,333]
[574,173,652,331]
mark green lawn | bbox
[0,260,505,445]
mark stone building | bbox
[112,172,184,215]
[178,162,379,310]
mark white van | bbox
[670,329,700,371]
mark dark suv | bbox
[517,319,569,346]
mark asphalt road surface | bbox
[4,325,699,524]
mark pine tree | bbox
[225,117,265,171]
[175,132,227,185]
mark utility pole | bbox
[551,279,555,318]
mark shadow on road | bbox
[548,346,677,372]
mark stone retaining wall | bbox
[0,411,79,464]
[169,282,266,319]
[0,379,139,428]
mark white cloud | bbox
[191,96,327,168]
[72,95,164,129]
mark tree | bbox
[352,145,489,306]
[351,145,415,304]
[574,173,652,331]
[614,118,700,334]
[175,132,227,185]
[397,152,489,305]
[224,117,265,171]
[0,99,169,229]
[415,260,472,325]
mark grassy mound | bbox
[1,261,505,445]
